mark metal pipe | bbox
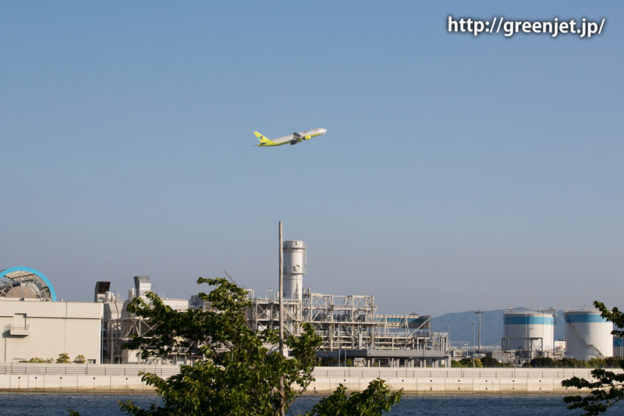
[278,221,284,416]
[279,221,284,355]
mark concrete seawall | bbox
[308,367,600,394]
[0,364,608,394]
[0,363,177,393]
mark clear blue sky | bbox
[1,1,622,315]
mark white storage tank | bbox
[502,309,555,353]
[283,240,305,302]
[564,310,613,360]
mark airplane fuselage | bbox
[255,128,327,147]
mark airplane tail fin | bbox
[254,131,273,146]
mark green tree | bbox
[20,357,51,363]
[458,357,482,368]
[480,356,500,367]
[56,353,71,363]
[562,301,624,415]
[118,277,402,416]
[305,379,401,416]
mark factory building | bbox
[0,267,102,364]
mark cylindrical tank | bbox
[502,310,555,353]
[564,310,613,360]
[614,337,624,359]
[283,240,305,302]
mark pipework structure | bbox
[302,291,377,350]
[246,290,448,367]
[247,296,302,337]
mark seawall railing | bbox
[0,363,180,377]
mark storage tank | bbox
[502,309,555,353]
[283,240,305,302]
[564,310,613,360]
[614,337,624,359]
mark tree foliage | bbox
[527,357,624,369]
[562,301,624,415]
[480,356,508,367]
[118,277,402,416]
[56,353,71,363]
[305,379,402,416]
[456,358,483,367]
[452,357,512,368]
[20,357,53,363]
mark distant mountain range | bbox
[430,309,566,347]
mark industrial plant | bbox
[0,239,620,367]
[96,240,449,367]
[246,240,448,367]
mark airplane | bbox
[254,128,327,147]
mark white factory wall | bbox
[0,299,102,364]
[163,298,190,312]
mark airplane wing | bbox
[290,132,304,145]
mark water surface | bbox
[0,393,614,415]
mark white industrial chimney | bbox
[283,240,305,302]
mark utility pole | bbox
[471,321,475,358]
[278,221,285,416]
[476,310,483,351]
[471,321,475,366]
